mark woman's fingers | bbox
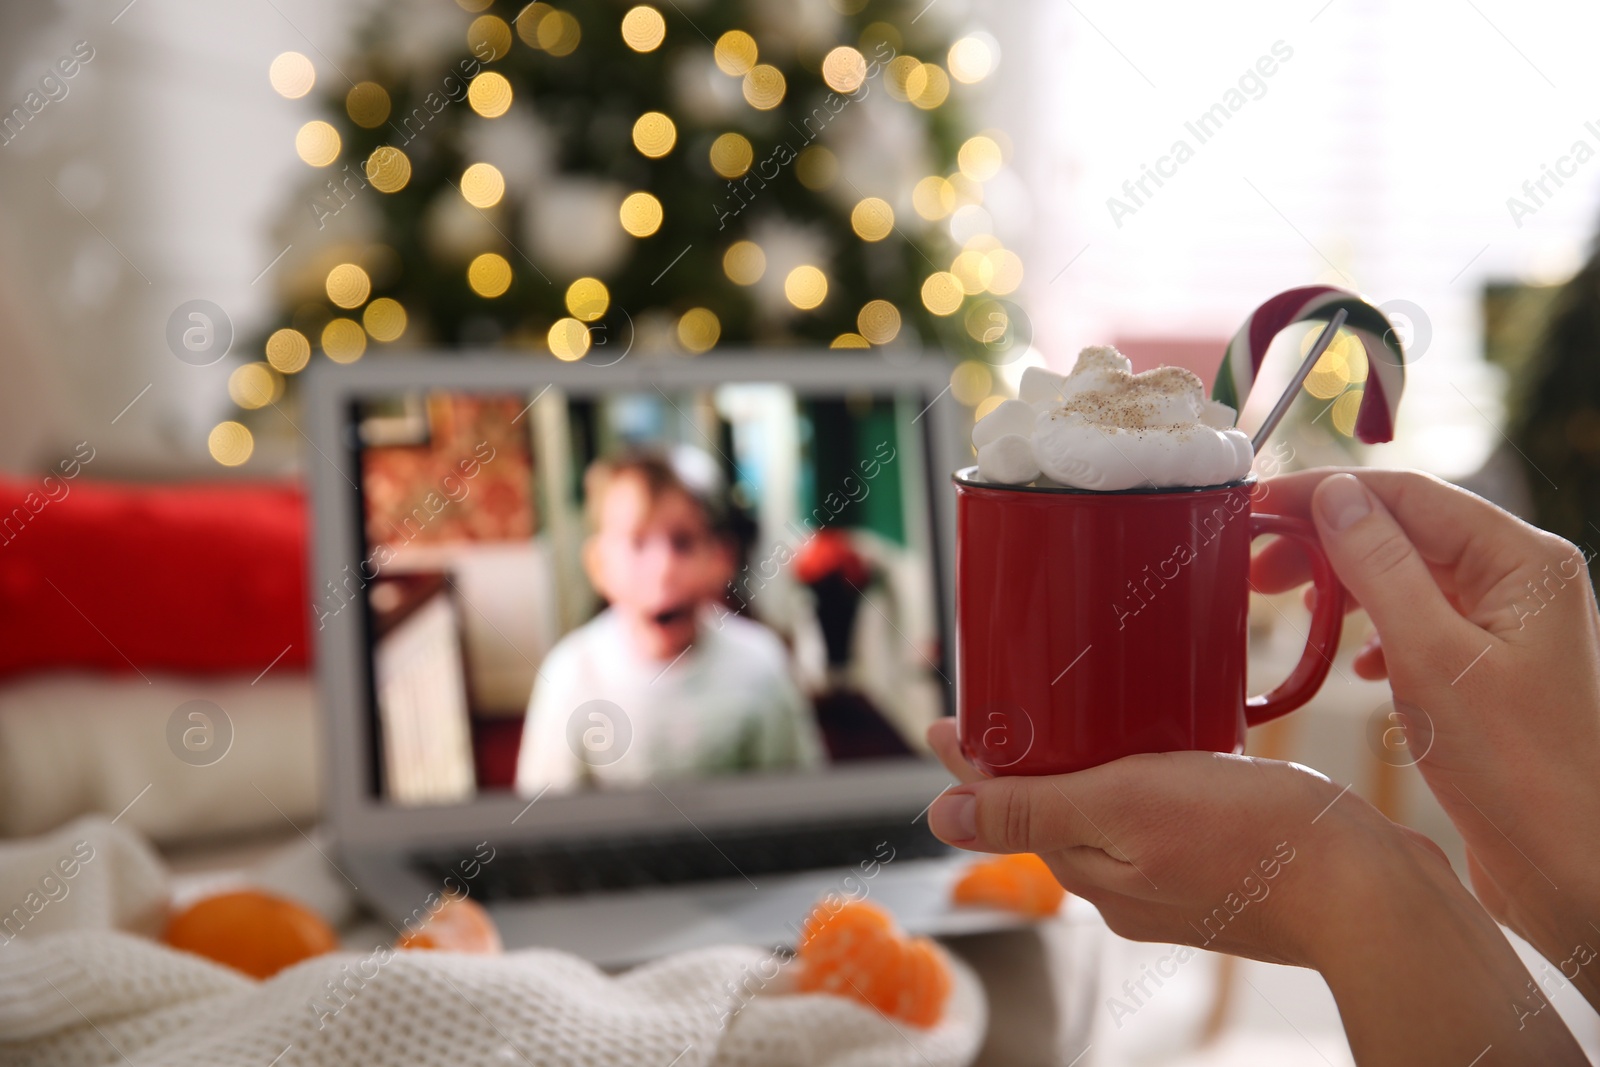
[926,718,988,785]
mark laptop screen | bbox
[340,381,951,807]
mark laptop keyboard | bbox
[411,815,951,901]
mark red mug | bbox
[953,467,1344,776]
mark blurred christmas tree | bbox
[217,0,1020,463]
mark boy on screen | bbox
[515,450,825,792]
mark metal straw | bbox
[1249,308,1348,453]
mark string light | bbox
[322,318,367,362]
[620,192,663,237]
[714,30,757,75]
[785,266,828,310]
[265,328,311,374]
[632,112,677,158]
[468,72,513,118]
[460,162,506,208]
[858,301,901,344]
[850,198,894,242]
[565,277,610,321]
[723,241,765,285]
[269,52,315,99]
[468,253,513,297]
[209,422,254,466]
[295,121,340,167]
[709,133,753,178]
[548,317,590,360]
[822,47,867,93]
[346,82,391,128]
[677,308,720,353]
[468,15,512,60]
[363,298,407,342]
[921,271,964,315]
[365,147,411,193]
[742,64,786,109]
[326,263,372,309]
[621,6,666,51]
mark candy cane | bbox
[1214,286,1406,444]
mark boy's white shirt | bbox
[515,607,826,793]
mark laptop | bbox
[304,350,1016,966]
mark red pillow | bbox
[0,476,310,679]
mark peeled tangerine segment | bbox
[395,895,503,954]
[1018,366,1069,408]
[952,852,1066,918]
[972,398,1037,449]
[796,898,951,1027]
[976,433,1039,485]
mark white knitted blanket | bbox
[0,820,985,1067]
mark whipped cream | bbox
[973,346,1254,491]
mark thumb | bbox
[1311,474,1470,662]
[929,775,1109,855]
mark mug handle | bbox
[1244,513,1345,727]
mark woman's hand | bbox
[1251,469,1600,1005]
[925,720,1587,1064]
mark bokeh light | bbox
[632,111,677,158]
[621,6,666,51]
[742,64,786,109]
[363,298,407,342]
[1331,387,1364,436]
[565,277,610,322]
[620,192,663,236]
[209,422,254,467]
[850,198,894,242]
[785,266,828,310]
[295,121,341,167]
[830,333,871,349]
[1302,329,1363,399]
[714,30,757,75]
[885,56,920,102]
[537,11,582,55]
[265,328,311,374]
[548,317,590,360]
[857,300,901,344]
[709,132,753,178]
[974,395,1007,421]
[795,146,838,190]
[677,308,721,353]
[723,241,765,285]
[984,249,1023,295]
[911,63,950,109]
[228,363,281,410]
[948,36,996,83]
[822,47,867,93]
[913,176,956,220]
[515,3,554,47]
[468,72,513,117]
[468,15,512,60]
[325,263,372,309]
[468,253,513,297]
[461,162,506,208]
[921,271,964,315]
[950,361,992,406]
[322,318,367,363]
[346,82,391,128]
[270,52,315,99]
[365,147,411,193]
[958,135,1002,182]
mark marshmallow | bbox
[970,346,1255,491]
[973,399,1038,448]
[976,433,1040,485]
